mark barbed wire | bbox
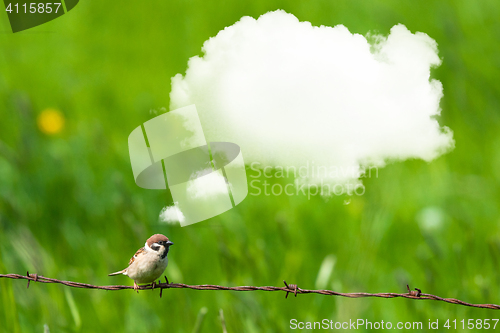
[1,271,499,310]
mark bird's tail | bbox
[108,269,126,276]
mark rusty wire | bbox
[0,271,499,310]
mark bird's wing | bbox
[128,247,146,265]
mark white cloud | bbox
[159,204,185,225]
[170,10,454,187]
[186,171,229,199]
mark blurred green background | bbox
[1,0,500,332]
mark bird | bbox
[108,234,174,292]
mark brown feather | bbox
[128,247,146,265]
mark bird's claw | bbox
[134,281,139,293]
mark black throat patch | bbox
[160,247,169,259]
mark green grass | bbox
[1,0,500,331]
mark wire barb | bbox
[283,280,298,298]
[1,273,499,310]
[407,284,421,297]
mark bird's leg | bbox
[134,281,139,293]
[151,280,157,290]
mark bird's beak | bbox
[166,241,174,246]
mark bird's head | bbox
[146,234,174,257]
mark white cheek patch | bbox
[147,242,162,252]
[145,241,152,252]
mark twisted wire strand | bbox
[1,272,499,310]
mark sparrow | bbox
[109,234,174,292]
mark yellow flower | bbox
[37,108,65,135]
